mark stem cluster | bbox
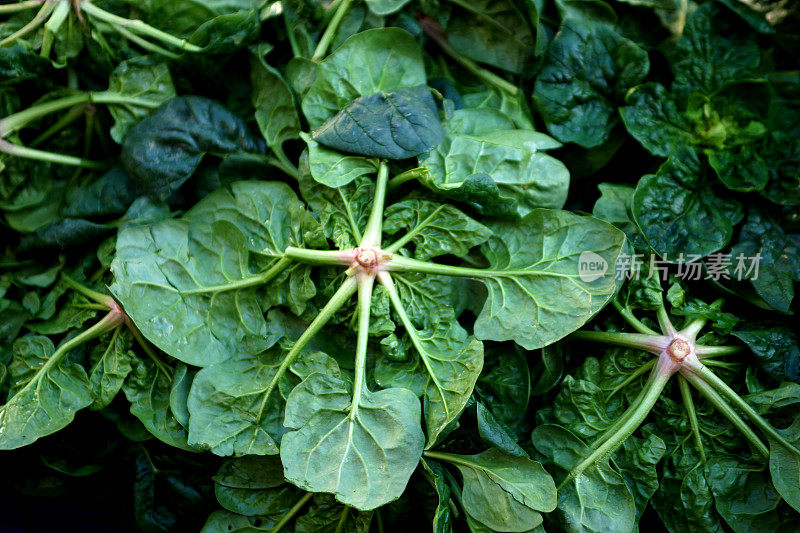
[564,301,799,485]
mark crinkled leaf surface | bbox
[123,357,194,451]
[312,85,444,159]
[301,133,378,188]
[632,149,743,259]
[121,96,261,201]
[107,57,176,143]
[532,424,636,533]
[302,28,426,128]
[419,108,569,217]
[447,0,534,74]
[534,18,649,148]
[383,199,492,260]
[88,328,134,410]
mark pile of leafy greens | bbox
[1,0,798,531]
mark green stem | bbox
[570,330,667,354]
[612,298,658,335]
[269,146,300,179]
[15,310,125,398]
[0,0,55,47]
[128,325,172,380]
[0,0,45,15]
[0,92,159,137]
[360,161,389,248]
[695,344,745,357]
[282,8,301,57]
[180,257,292,295]
[112,25,181,59]
[61,273,114,307]
[678,375,706,464]
[30,105,86,147]
[311,0,353,61]
[80,2,203,53]
[387,254,589,282]
[608,359,655,399]
[283,247,353,266]
[0,260,36,269]
[350,273,375,419]
[385,205,445,254]
[255,277,357,423]
[387,168,427,192]
[682,371,769,458]
[688,363,800,456]
[562,357,673,485]
[1,94,90,137]
[271,492,313,533]
[592,379,652,447]
[656,304,675,336]
[40,0,69,58]
[420,17,517,96]
[0,140,107,168]
[335,505,350,533]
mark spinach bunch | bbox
[1,0,799,531]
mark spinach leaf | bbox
[312,85,445,159]
[121,96,262,202]
[534,18,649,148]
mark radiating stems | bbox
[680,317,707,341]
[256,277,357,422]
[271,492,313,533]
[0,0,55,47]
[360,161,389,248]
[682,371,769,458]
[80,2,203,53]
[311,0,353,60]
[678,376,706,463]
[379,273,440,389]
[570,330,667,354]
[563,358,673,485]
[690,363,800,455]
[612,298,658,335]
[351,273,375,419]
[61,273,114,307]
[592,385,649,447]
